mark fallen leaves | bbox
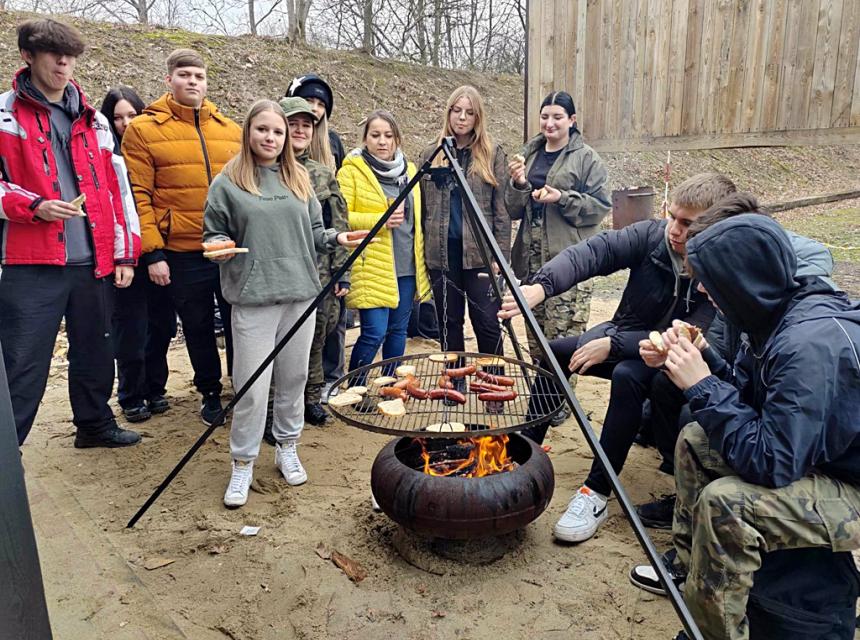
[316,542,367,582]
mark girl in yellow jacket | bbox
[337,111,430,379]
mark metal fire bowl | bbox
[370,433,555,540]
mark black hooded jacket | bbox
[684,215,860,488]
[531,218,714,360]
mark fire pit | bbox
[330,352,561,541]
[370,432,554,540]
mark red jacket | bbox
[0,69,140,278]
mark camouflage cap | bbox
[279,96,319,123]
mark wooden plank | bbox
[721,0,751,133]
[777,0,803,129]
[588,125,860,151]
[695,0,718,132]
[740,0,771,132]
[664,0,689,136]
[757,0,789,130]
[650,0,673,136]
[618,0,638,135]
[597,0,616,140]
[563,0,580,99]
[764,189,860,213]
[526,0,542,138]
[681,0,705,133]
[641,0,661,137]
[575,0,588,107]
[607,0,624,140]
[540,0,556,98]
[810,0,844,128]
[705,0,734,133]
[831,0,860,126]
[852,43,860,126]
[789,0,822,129]
[631,0,650,135]
[582,0,602,137]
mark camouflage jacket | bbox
[300,152,350,286]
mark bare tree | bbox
[284,0,311,42]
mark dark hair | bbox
[361,110,402,148]
[100,86,146,142]
[540,91,578,134]
[687,192,768,240]
[17,18,85,57]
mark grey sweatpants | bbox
[230,302,316,461]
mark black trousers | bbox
[322,296,346,384]
[113,263,176,408]
[429,265,502,355]
[648,369,691,474]
[164,251,232,396]
[524,329,658,497]
[0,265,118,444]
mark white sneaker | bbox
[371,491,381,512]
[275,442,308,486]
[553,486,608,542]
[224,460,254,508]
[321,382,333,404]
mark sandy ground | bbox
[23,290,700,640]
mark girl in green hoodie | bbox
[203,99,362,508]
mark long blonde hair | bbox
[223,100,313,200]
[432,85,497,187]
[309,113,336,171]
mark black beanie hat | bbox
[286,73,334,119]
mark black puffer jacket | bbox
[684,215,860,488]
[531,218,714,360]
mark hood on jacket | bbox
[686,215,800,337]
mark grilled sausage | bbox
[380,386,407,400]
[476,370,515,386]
[406,384,430,400]
[470,381,507,393]
[437,375,454,390]
[428,388,467,404]
[393,374,417,389]
[478,390,517,402]
[445,364,477,379]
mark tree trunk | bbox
[248,0,257,36]
[415,0,427,64]
[287,0,311,43]
[362,0,374,54]
[430,0,442,66]
[136,0,149,24]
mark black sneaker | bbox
[147,395,169,414]
[304,402,331,426]
[637,494,676,530]
[355,396,377,414]
[122,402,151,423]
[629,548,687,596]
[673,632,691,640]
[634,423,656,448]
[263,418,276,446]
[200,392,225,427]
[74,425,141,449]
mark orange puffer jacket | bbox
[122,93,241,254]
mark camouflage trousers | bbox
[525,237,592,361]
[672,422,860,640]
[304,292,341,403]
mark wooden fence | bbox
[525,0,860,150]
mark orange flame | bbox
[419,435,515,478]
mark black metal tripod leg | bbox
[437,137,703,640]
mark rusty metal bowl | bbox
[370,433,554,540]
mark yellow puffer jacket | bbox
[121,93,241,254]
[337,152,431,309]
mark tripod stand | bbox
[127,136,703,639]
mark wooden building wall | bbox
[526,0,860,150]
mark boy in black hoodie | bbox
[630,214,860,640]
[499,173,733,543]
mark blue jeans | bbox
[349,276,416,375]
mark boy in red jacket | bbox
[0,18,141,447]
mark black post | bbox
[440,138,703,640]
[0,341,53,639]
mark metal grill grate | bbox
[328,351,564,438]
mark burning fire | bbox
[418,435,516,478]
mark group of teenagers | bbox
[1,18,859,640]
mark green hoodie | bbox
[203,166,337,306]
